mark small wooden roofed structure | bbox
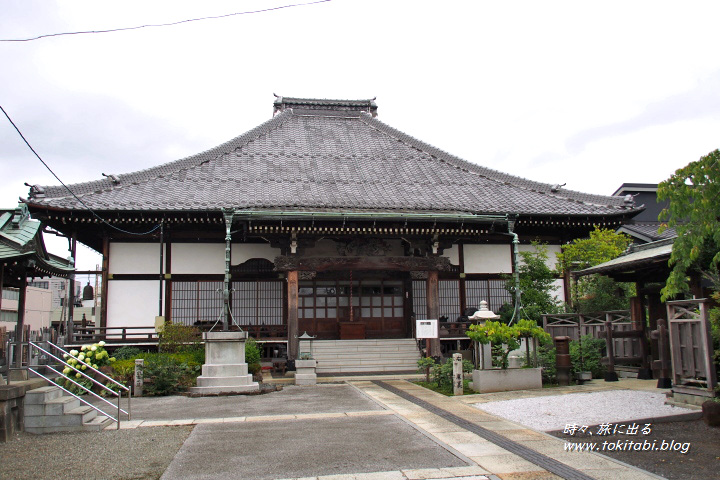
[572,236,717,394]
[22,96,644,357]
[0,203,74,367]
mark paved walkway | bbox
[101,378,671,480]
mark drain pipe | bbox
[497,217,521,325]
[509,231,521,325]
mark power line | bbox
[0,104,161,236]
[0,0,332,42]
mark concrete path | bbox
[104,379,668,480]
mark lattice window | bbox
[171,281,223,326]
[299,280,403,321]
[412,280,427,319]
[231,281,283,326]
[439,280,461,320]
[465,279,512,313]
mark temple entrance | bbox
[297,276,407,339]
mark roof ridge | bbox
[37,111,294,201]
[358,113,631,212]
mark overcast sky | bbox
[1,0,719,271]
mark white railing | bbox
[28,341,131,429]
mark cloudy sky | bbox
[1,0,719,271]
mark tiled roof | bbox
[0,204,74,276]
[574,237,675,277]
[27,99,640,218]
[617,223,676,243]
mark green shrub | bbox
[158,323,202,353]
[417,357,436,382]
[113,346,143,361]
[245,337,261,365]
[431,358,474,391]
[141,353,198,396]
[570,335,606,379]
[536,338,557,384]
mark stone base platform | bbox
[189,331,259,395]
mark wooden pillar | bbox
[158,222,164,317]
[426,270,441,357]
[458,244,466,313]
[14,275,27,368]
[164,233,172,323]
[630,296,645,331]
[100,234,109,329]
[287,270,299,359]
[67,233,77,340]
[647,292,665,379]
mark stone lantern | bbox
[468,300,499,370]
[295,332,317,386]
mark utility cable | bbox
[1,104,161,236]
[1,0,332,42]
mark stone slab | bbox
[187,384,260,395]
[203,331,248,341]
[161,414,468,480]
[195,374,255,387]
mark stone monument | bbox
[189,331,259,395]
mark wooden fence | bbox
[666,299,717,397]
[542,310,643,364]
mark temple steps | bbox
[23,386,114,434]
[310,339,421,374]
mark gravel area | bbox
[473,390,698,431]
[0,426,193,480]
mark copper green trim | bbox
[230,209,508,223]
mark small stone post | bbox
[134,359,144,397]
[453,353,463,396]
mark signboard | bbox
[416,319,438,339]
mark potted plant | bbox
[466,319,549,393]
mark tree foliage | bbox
[556,227,632,271]
[657,149,720,300]
[503,242,561,323]
[556,227,634,313]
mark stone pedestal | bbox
[471,367,542,393]
[295,359,317,386]
[189,331,259,395]
[0,385,25,442]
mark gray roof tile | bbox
[27,100,639,218]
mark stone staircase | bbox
[310,339,421,374]
[24,386,114,434]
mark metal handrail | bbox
[28,341,131,429]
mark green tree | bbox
[556,227,633,313]
[503,242,560,324]
[657,149,720,300]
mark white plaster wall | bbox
[518,244,562,270]
[109,243,164,275]
[107,280,162,329]
[552,279,566,303]
[463,244,512,273]
[171,243,224,274]
[231,243,281,264]
[442,245,460,266]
